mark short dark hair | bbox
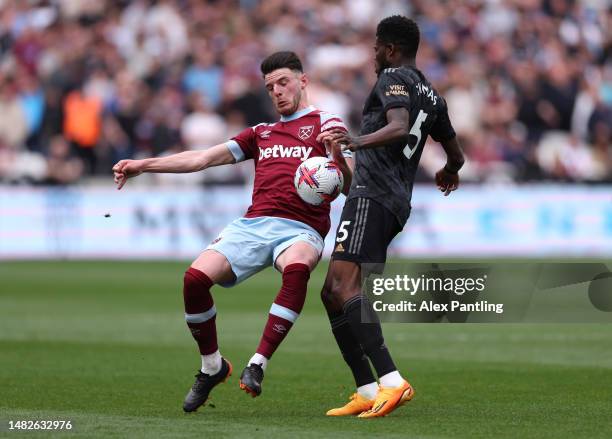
[376,15,420,58]
[260,51,303,76]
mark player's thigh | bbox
[205,217,278,286]
[191,249,236,285]
[321,259,362,310]
[275,240,319,272]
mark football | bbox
[294,157,344,205]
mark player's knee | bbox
[320,281,343,311]
[183,269,196,289]
[320,285,333,307]
[278,241,320,272]
[290,251,318,271]
[183,267,214,292]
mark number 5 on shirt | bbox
[403,110,428,160]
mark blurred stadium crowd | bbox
[0,0,610,185]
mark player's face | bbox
[264,68,307,116]
[374,38,390,75]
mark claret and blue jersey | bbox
[206,106,350,286]
[226,105,349,239]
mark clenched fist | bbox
[112,160,143,190]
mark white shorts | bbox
[206,216,324,287]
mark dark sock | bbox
[342,295,397,378]
[328,310,376,387]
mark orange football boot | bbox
[357,380,414,418]
[326,393,375,416]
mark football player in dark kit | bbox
[318,15,465,418]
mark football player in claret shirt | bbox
[319,16,465,418]
[112,51,353,412]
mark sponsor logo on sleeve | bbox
[386,84,409,96]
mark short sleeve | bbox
[229,126,258,162]
[375,70,411,112]
[430,99,456,143]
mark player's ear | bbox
[299,73,308,89]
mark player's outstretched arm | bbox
[112,143,236,190]
[322,108,411,152]
[434,136,465,196]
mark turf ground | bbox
[1,261,611,438]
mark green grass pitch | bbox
[1,261,611,438]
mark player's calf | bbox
[183,267,219,359]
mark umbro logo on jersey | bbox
[298,125,314,140]
[259,130,271,139]
[258,144,313,161]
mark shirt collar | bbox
[279,105,315,122]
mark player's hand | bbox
[328,132,362,152]
[320,132,349,166]
[318,129,362,152]
[321,135,352,194]
[435,166,459,196]
[316,128,345,144]
[112,160,143,190]
[327,137,350,174]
